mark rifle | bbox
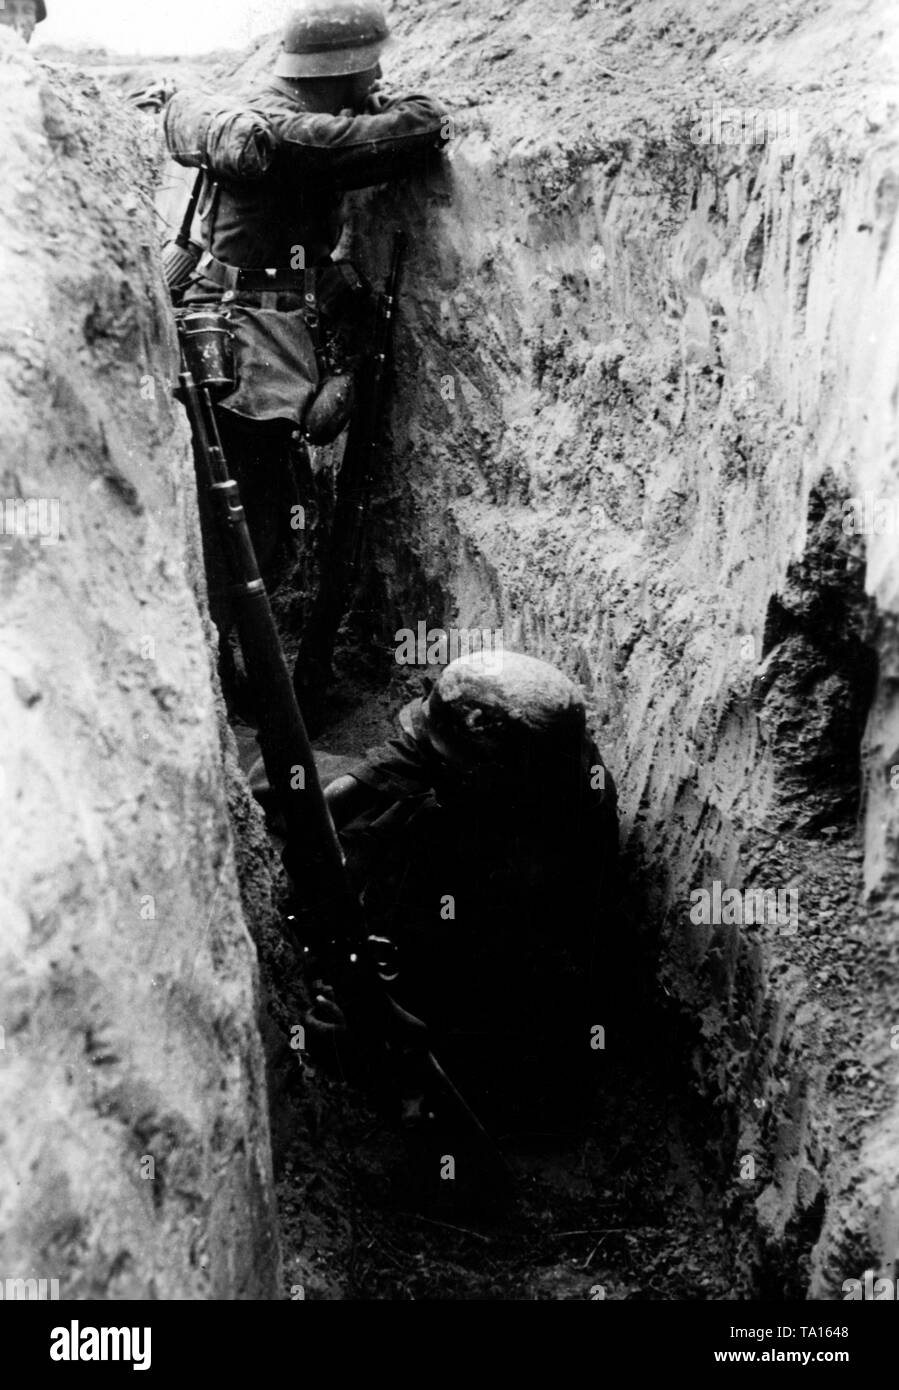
[294,230,407,720]
[176,331,512,1196]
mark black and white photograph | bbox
[0,0,896,1351]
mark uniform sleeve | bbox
[345,728,434,799]
[271,94,450,190]
[164,90,277,180]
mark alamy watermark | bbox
[690,880,799,935]
[394,623,505,669]
[0,1276,60,1299]
[50,1322,151,1370]
[841,494,899,537]
[843,1272,899,1300]
[0,498,60,546]
[690,102,799,147]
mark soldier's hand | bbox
[363,88,392,114]
[128,77,177,114]
[306,983,348,1037]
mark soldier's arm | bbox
[324,774,382,831]
[271,94,451,190]
[164,90,277,180]
[324,712,436,830]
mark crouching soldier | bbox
[316,651,620,1128]
[163,0,450,693]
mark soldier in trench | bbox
[0,0,45,43]
[161,0,450,706]
[307,650,621,1127]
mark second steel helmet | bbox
[421,651,590,780]
[274,1,389,80]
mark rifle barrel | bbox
[179,367,348,899]
[177,313,512,1193]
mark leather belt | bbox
[196,252,306,294]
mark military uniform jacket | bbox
[164,80,446,424]
[337,697,620,1040]
[165,78,449,270]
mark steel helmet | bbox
[420,651,590,780]
[274,1,389,80]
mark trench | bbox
[238,440,880,1300]
[197,5,895,1298]
[213,2,894,1295]
[244,638,743,1302]
[5,0,898,1305]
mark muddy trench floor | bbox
[275,1049,743,1301]
[233,655,749,1301]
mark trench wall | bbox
[337,0,898,1295]
[0,38,280,1299]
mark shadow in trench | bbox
[260,685,744,1299]
[244,501,755,1297]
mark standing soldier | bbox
[0,0,46,43]
[163,1,450,703]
